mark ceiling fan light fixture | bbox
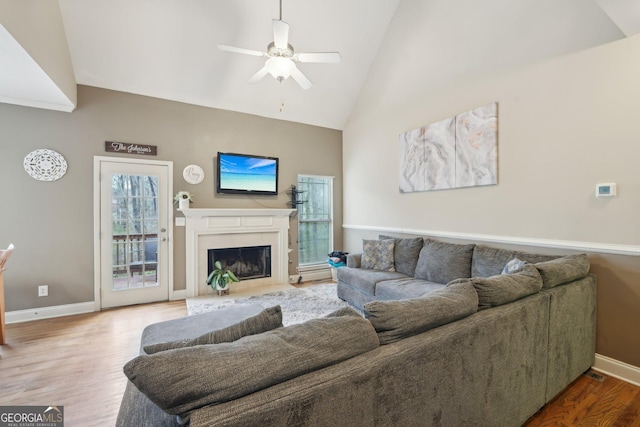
[265,57,295,80]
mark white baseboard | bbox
[5,302,96,324]
[593,353,640,387]
[296,270,332,283]
[170,289,187,301]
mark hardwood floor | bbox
[0,300,187,426]
[525,372,640,426]
[1,297,638,426]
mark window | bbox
[297,175,333,266]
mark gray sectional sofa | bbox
[117,236,596,427]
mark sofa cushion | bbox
[471,263,543,310]
[471,245,516,277]
[143,305,283,354]
[337,267,408,295]
[375,278,444,300]
[363,280,478,345]
[535,254,590,289]
[414,239,475,284]
[379,235,424,276]
[513,251,558,264]
[361,239,395,271]
[501,258,526,275]
[123,313,379,416]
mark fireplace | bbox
[208,245,272,281]
[181,208,295,296]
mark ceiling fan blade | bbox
[296,52,341,63]
[272,20,289,49]
[289,66,313,90]
[248,66,270,84]
[218,44,265,57]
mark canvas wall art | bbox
[399,102,498,193]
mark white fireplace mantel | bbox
[182,208,296,297]
[180,208,295,218]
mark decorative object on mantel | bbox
[105,141,157,156]
[206,260,239,296]
[399,102,498,193]
[174,191,193,210]
[23,149,68,182]
[183,165,205,185]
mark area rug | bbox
[186,283,357,326]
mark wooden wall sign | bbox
[105,141,157,156]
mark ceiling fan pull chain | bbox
[279,79,285,112]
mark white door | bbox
[96,158,172,309]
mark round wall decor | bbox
[183,164,205,184]
[23,149,68,182]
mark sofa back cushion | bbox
[535,254,590,289]
[143,305,283,354]
[414,239,475,284]
[123,311,379,416]
[363,280,478,345]
[471,263,543,309]
[379,235,424,276]
[471,246,516,277]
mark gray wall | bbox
[343,4,640,367]
[0,85,342,311]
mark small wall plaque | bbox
[183,165,205,184]
[105,141,157,156]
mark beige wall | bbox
[0,85,342,311]
[343,14,640,366]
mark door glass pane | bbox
[297,176,333,265]
[111,173,159,290]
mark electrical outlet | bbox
[38,285,48,297]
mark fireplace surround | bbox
[181,208,295,296]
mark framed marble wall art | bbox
[399,102,498,193]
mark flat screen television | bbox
[216,152,279,195]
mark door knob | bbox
[160,228,167,233]
[161,237,167,242]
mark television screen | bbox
[216,152,279,195]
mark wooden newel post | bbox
[0,244,15,345]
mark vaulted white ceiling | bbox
[0,0,638,130]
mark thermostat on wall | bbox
[595,183,616,198]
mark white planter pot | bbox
[178,198,190,210]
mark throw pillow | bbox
[501,258,526,275]
[361,239,395,271]
[363,280,478,345]
[379,235,424,276]
[143,305,283,354]
[124,314,379,416]
[534,254,590,289]
[472,264,543,310]
[414,239,475,284]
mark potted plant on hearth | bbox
[206,260,239,296]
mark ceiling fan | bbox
[218,0,341,90]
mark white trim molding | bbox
[342,224,640,256]
[6,302,95,324]
[593,354,640,387]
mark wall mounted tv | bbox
[216,152,279,195]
